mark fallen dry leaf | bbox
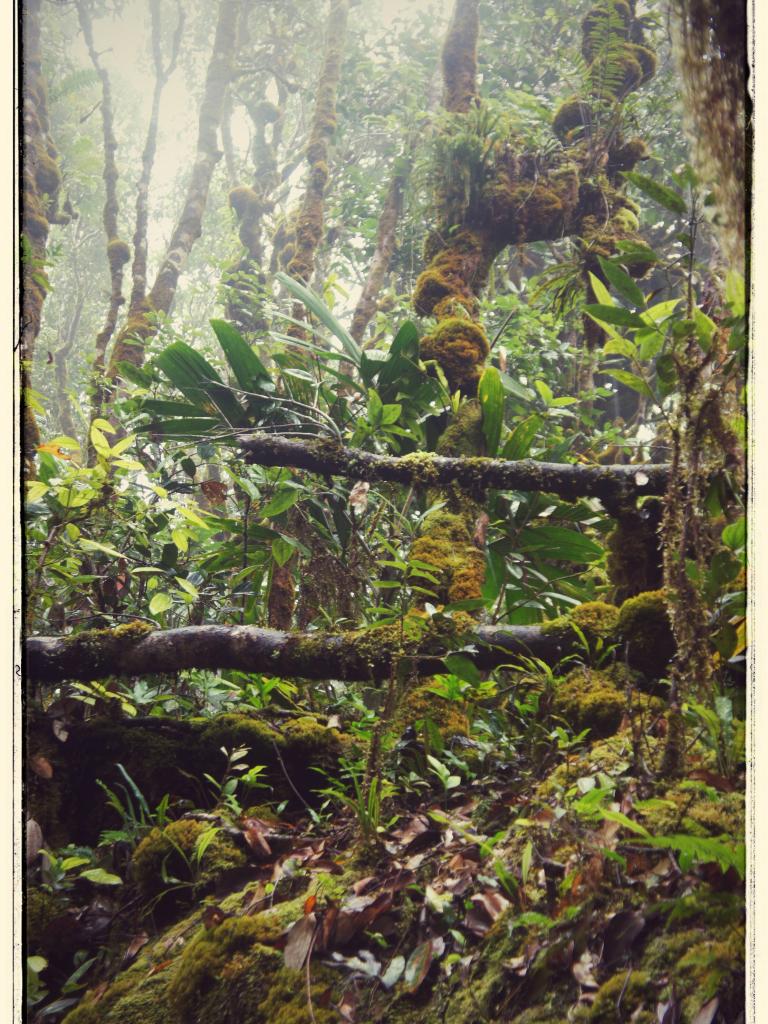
[283,912,317,969]
[26,819,43,866]
[30,755,53,779]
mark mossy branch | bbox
[26,621,576,685]
[239,432,670,503]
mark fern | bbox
[49,68,100,104]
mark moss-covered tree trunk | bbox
[274,0,349,304]
[20,0,70,475]
[105,0,241,380]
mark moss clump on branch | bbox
[552,97,594,141]
[420,316,490,395]
[35,150,62,195]
[107,237,131,271]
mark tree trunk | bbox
[106,0,240,379]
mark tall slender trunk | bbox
[106,0,241,380]
[20,0,70,474]
[275,0,350,325]
[349,147,412,344]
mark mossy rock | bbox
[29,710,347,846]
[552,667,627,737]
[394,682,470,741]
[616,590,675,679]
[584,969,654,1021]
[26,887,67,952]
[131,819,247,900]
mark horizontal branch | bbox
[240,433,670,504]
[26,622,579,685]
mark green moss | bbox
[586,970,654,1021]
[26,887,66,951]
[62,961,174,1024]
[35,151,62,195]
[437,400,485,459]
[588,50,644,99]
[606,503,663,603]
[553,97,593,142]
[107,238,131,269]
[617,590,675,679]
[625,43,657,85]
[570,601,620,640]
[421,316,489,395]
[167,913,338,1024]
[131,819,246,899]
[552,667,626,737]
[395,682,470,739]
[635,785,744,839]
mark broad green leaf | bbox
[271,536,296,566]
[149,592,173,615]
[155,342,247,426]
[588,272,614,307]
[367,388,383,427]
[501,415,541,460]
[599,809,651,837]
[584,304,648,330]
[381,403,402,425]
[80,539,124,559]
[636,327,664,361]
[725,270,745,317]
[26,481,49,502]
[210,319,272,418]
[261,489,300,518]
[693,308,716,352]
[722,516,746,551]
[275,271,361,365]
[178,505,210,528]
[597,257,645,308]
[499,371,535,402]
[643,298,680,324]
[92,418,117,434]
[534,380,553,407]
[622,171,687,215]
[90,425,111,456]
[602,368,654,399]
[115,361,155,386]
[479,366,505,455]
[518,525,603,562]
[171,528,189,553]
[603,337,637,359]
[79,868,123,885]
[174,577,199,598]
[46,435,81,450]
[443,653,482,685]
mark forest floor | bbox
[26,675,745,1024]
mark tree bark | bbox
[349,149,411,344]
[20,0,70,472]
[276,0,350,334]
[239,431,670,504]
[106,0,240,378]
[26,621,579,685]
